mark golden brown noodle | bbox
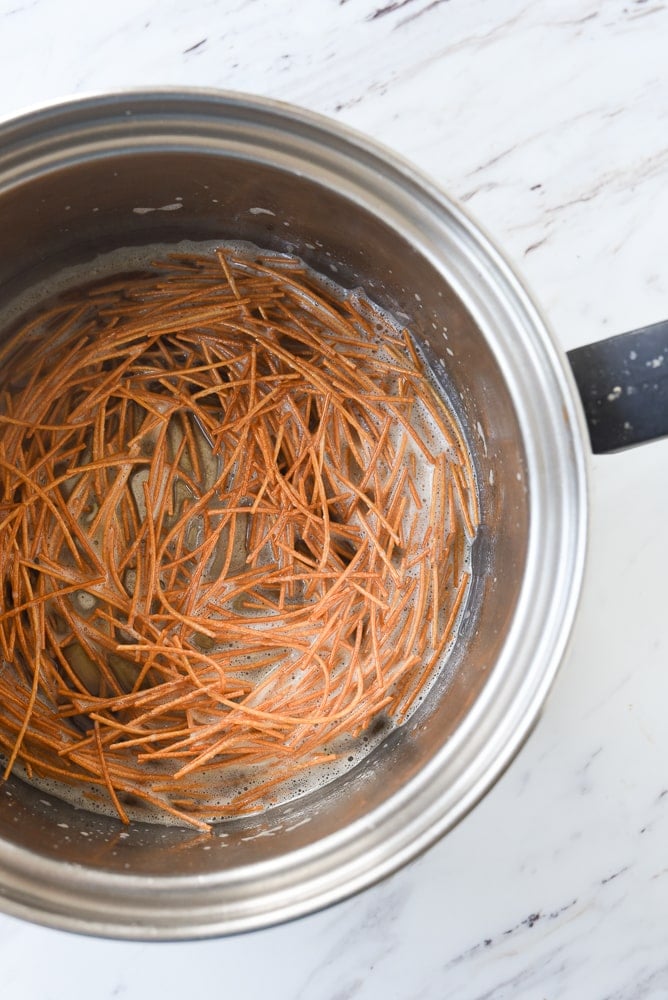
[0,248,478,829]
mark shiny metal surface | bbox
[0,90,588,939]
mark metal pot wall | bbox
[0,90,590,939]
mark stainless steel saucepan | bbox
[0,90,660,940]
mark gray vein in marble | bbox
[334,94,365,112]
[543,9,599,28]
[427,862,645,999]
[464,99,636,191]
[183,37,207,54]
[397,0,450,27]
[600,864,631,885]
[366,0,420,21]
[292,884,409,1000]
[602,963,668,1000]
[326,982,365,1000]
[523,236,548,255]
[459,181,499,204]
[0,0,37,13]
[626,2,666,21]
[444,896,579,970]
[543,146,668,212]
[279,4,535,122]
[433,4,532,56]
[578,745,603,777]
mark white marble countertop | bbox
[0,0,667,996]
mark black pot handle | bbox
[567,319,668,454]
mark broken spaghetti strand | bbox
[0,247,478,829]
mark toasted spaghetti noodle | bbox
[0,248,478,829]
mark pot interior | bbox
[0,97,580,940]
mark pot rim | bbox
[0,87,589,939]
